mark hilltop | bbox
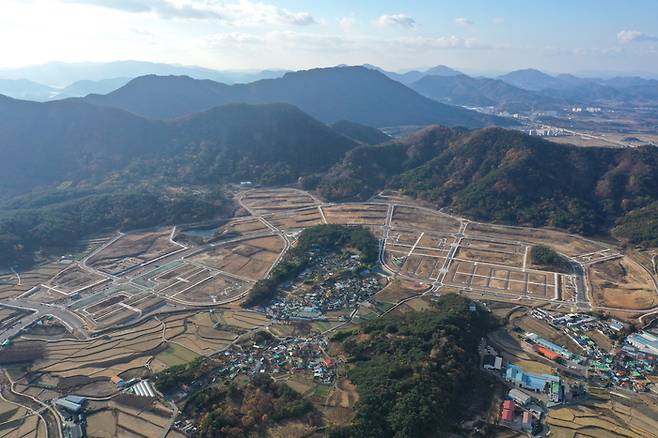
[318,126,658,239]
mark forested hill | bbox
[0,98,356,195]
[83,66,512,128]
[318,126,658,240]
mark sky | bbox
[2,0,658,74]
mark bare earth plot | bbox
[238,188,319,215]
[267,207,325,231]
[466,222,604,257]
[589,256,658,310]
[45,263,108,295]
[88,228,183,276]
[322,203,388,226]
[216,218,271,238]
[188,235,285,281]
[391,206,461,234]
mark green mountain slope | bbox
[0,97,356,195]
[319,126,658,237]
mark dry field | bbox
[396,255,445,282]
[216,218,270,238]
[267,208,324,231]
[189,235,284,281]
[373,278,427,304]
[322,203,388,226]
[157,311,239,357]
[589,256,658,310]
[391,206,461,234]
[238,189,319,215]
[0,399,45,438]
[86,398,174,438]
[0,262,63,301]
[216,309,271,330]
[546,392,658,438]
[88,229,183,275]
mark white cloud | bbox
[617,30,658,43]
[205,31,486,54]
[455,17,473,26]
[376,14,416,28]
[339,16,355,29]
[62,0,316,25]
[493,17,505,24]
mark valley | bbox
[1,187,657,437]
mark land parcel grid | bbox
[321,203,388,226]
[445,255,560,300]
[188,235,285,282]
[87,228,184,276]
[390,205,461,234]
[43,263,108,295]
[238,188,319,215]
[465,222,604,257]
[266,207,324,231]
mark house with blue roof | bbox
[505,364,559,392]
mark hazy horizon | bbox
[2,0,658,75]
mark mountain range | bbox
[82,66,508,127]
[0,60,288,88]
[363,64,462,84]
[1,89,657,263]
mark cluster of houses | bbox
[266,252,381,320]
[216,334,337,385]
[530,308,658,392]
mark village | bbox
[482,306,658,435]
[265,251,384,321]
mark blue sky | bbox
[2,0,657,74]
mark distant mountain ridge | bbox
[409,74,561,112]
[82,66,509,128]
[0,60,287,87]
[363,64,462,84]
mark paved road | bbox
[0,299,89,340]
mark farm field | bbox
[0,398,45,438]
[546,393,658,438]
